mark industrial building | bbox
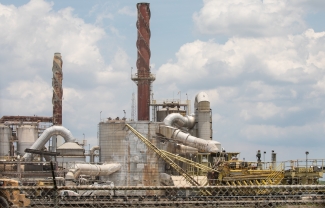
[1,2,325,208]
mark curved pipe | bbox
[172,128,220,153]
[22,125,75,161]
[163,113,195,129]
[157,125,220,153]
[88,146,100,163]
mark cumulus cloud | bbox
[240,123,324,145]
[0,76,52,115]
[156,1,325,155]
[118,6,136,17]
[193,0,306,37]
[0,0,133,145]
[240,102,282,121]
[157,29,325,87]
[0,0,107,87]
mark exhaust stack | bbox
[132,3,155,121]
[52,53,63,125]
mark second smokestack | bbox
[133,3,155,121]
[52,52,63,125]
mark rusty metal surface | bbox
[52,53,63,125]
[135,3,153,121]
[99,121,163,195]
[0,116,52,123]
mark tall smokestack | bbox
[52,53,63,125]
[132,3,155,121]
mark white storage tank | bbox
[56,142,86,168]
[17,124,38,156]
[0,124,11,156]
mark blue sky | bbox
[1,0,325,162]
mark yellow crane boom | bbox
[160,150,218,173]
[125,124,201,186]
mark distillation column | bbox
[132,3,155,121]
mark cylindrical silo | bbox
[17,124,38,156]
[0,124,11,157]
[99,120,164,195]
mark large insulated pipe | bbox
[136,3,153,121]
[164,113,195,129]
[65,163,121,180]
[22,126,75,161]
[52,53,63,125]
[175,144,198,155]
[157,125,220,153]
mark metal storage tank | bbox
[99,120,165,195]
[56,142,86,168]
[17,124,38,156]
[0,124,11,157]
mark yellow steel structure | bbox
[265,163,285,185]
[125,124,202,187]
[160,150,218,173]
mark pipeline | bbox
[65,163,121,180]
[157,125,220,153]
[175,144,198,155]
[163,113,195,129]
[84,146,100,163]
[22,125,75,161]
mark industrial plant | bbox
[1,3,325,208]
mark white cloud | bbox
[0,0,133,146]
[193,0,306,37]
[95,48,130,85]
[239,102,282,121]
[157,29,325,87]
[240,123,324,144]
[118,6,136,17]
[1,76,52,115]
[0,0,106,82]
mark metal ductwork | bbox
[22,125,75,161]
[157,125,220,153]
[163,113,195,129]
[65,163,121,180]
[175,144,198,155]
[88,146,100,163]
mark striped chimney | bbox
[52,53,63,125]
[132,3,155,121]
